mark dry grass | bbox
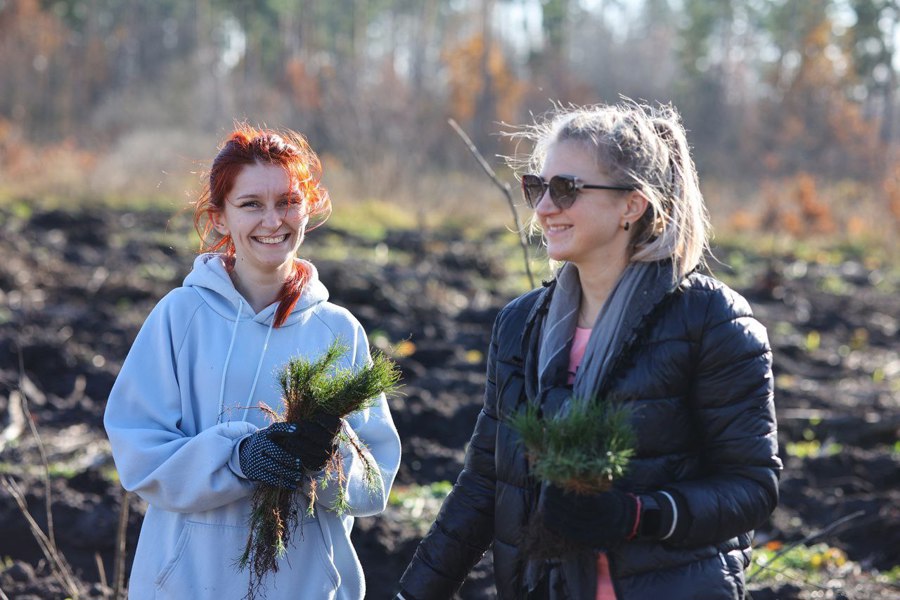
[1,124,897,257]
[708,173,898,252]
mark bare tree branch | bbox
[447,118,535,289]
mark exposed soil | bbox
[0,207,897,599]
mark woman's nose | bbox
[534,188,558,215]
[262,205,284,228]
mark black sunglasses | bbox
[521,174,635,210]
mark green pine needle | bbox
[278,340,401,422]
[241,338,402,599]
[509,396,636,493]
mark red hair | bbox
[193,124,331,327]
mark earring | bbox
[623,222,630,231]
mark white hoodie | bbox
[104,253,401,600]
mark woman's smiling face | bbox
[535,140,634,272]
[212,162,308,281]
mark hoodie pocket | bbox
[154,517,342,600]
[153,521,191,591]
[154,520,248,598]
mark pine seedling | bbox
[239,338,402,598]
[510,397,636,494]
[509,396,637,558]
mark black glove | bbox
[269,411,343,472]
[539,484,641,550]
[238,422,305,489]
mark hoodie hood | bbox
[184,253,329,326]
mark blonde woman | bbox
[398,101,780,599]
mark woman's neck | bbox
[230,262,292,313]
[575,259,628,328]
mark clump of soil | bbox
[0,207,897,599]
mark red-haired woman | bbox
[105,126,400,600]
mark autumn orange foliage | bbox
[0,118,97,192]
[284,58,323,111]
[794,173,835,235]
[882,167,900,226]
[443,33,524,125]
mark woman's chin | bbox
[546,248,572,263]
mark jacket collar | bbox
[521,260,679,405]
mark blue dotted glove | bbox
[269,411,342,472]
[238,422,305,489]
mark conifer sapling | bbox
[509,397,636,556]
[238,338,401,597]
[510,397,635,494]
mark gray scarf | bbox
[525,260,658,597]
[539,260,657,404]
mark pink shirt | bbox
[568,327,618,600]
[566,327,593,385]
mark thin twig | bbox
[747,509,866,583]
[447,118,535,289]
[10,345,81,597]
[20,396,56,551]
[16,348,58,552]
[94,552,109,599]
[750,563,836,592]
[1,475,81,596]
[112,488,131,600]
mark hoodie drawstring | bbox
[218,298,243,423]
[242,315,275,421]
[217,298,279,424]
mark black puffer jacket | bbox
[400,265,781,599]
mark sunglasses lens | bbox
[521,175,544,207]
[548,176,577,209]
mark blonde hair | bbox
[510,100,710,281]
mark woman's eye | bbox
[241,200,260,208]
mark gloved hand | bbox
[238,422,305,489]
[539,484,641,550]
[269,410,343,472]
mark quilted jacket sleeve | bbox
[397,313,505,599]
[667,284,781,547]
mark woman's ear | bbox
[209,210,229,236]
[622,191,649,225]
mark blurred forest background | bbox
[1,0,900,246]
[1,2,900,598]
